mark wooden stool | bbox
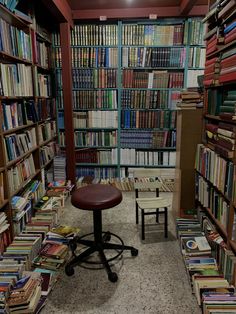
[65,184,138,282]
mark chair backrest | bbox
[133,169,162,191]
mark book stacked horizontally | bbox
[33,241,68,271]
[45,225,80,245]
[177,90,202,109]
[0,259,25,313]
[205,122,235,160]
[7,273,42,314]
[219,90,236,120]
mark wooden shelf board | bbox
[39,136,57,147]
[205,207,228,238]
[0,4,30,29]
[6,147,38,168]
[41,158,53,169]
[0,199,9,209]
[205,114,236,125]
[0,50,32,65]
[3,123,36,135]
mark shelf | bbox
[0,4,29,29]
[120,164,175,168]
[120,147,176,151]
[0,50,32,65]
[121,128,176,131]
[41,158,53,169]
[206,40,236,59]
[121,108,176,111]
[196,170,231,203]
[72,67,118,70]
[9,169,41,198]
[204,206,228,239]
[122,67,185,70]
[0,199,9,209]
[75,146,118,149]
[36,64,51,72]
[72,88,117,91]
[0,96,34,100]
[39,136,57,147]
[205,114,236,125]
[122,88,183,91]
[3,123,36,135]
[0,167,5,172]
[188,67,205,70]
[6,146,38,168]
[36,31,52,44]
[121,45,186,48]
[71,45,118,48]
[75,163,117,167]
[229,240,236,254]
[73,128,118,131]
[72,109,118,112]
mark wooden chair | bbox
[134,169,172,240]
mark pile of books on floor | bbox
[76,176,175,192]
[0,176,80,313]
[176,89,203,109]
[176,213,236,312]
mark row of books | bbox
[4,127,37,162]
[122,70,184,89]
[72,68,117,89]
[122,23,185,46]
[37,74,51,97]
[0,63,33,97]
[38,121,57,145]
[120,149,176,166]
[71,111,118,129]
[196,173,230,230]
[195,144,234,199]
[120,130,176,149]
[0,16,32,61]
[122,47,186,68]
[76,174,175,192]
[121,90,181,110]
[72,130,117,148]
[121,109,176,129]
[205,122,235,160]
[75,148,118,164]
[71,47,118,68]
[69,90,117,110]
[7,154,36,196]
[39,143,56,168]
[188,47,206,68]
[36,41,50,69]
[176,216,236,312]
[183,18,205,46]
[0,0,19,11]
[76,167,117,179]
[70,24,118,46]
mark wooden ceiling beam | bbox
[179,0,198,15]
[42,0,73,28]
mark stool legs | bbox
[65,209,138,282]
[141,209,145,240]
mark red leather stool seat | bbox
[71,184,122,210]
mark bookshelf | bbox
[0,2,57,238]
[54,18,205,181]
[195,0,236,252]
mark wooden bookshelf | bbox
[54,18,205,181]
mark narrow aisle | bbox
[41,192,201,314]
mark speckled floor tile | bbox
[41,192,201,314]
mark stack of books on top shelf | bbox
[176,213,236,312]
[176,89,203,109]
[205,121,235,159]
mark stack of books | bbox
[53,156,66,181]
[45,225,80,244]
[219,90,236,120]
[177,90,202,109]
[177,215,236,310]
[33,241,68,271]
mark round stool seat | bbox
[71,184,122,211]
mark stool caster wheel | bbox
[103,232,111,242]
[65,265,74,276]
[131,248,138,256]
[108,272,118,283]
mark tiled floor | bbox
[41,192,201,314]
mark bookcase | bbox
[0,2,57,237]
[195,0,236,252]
[54,18,205,181]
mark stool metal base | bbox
[65,209,138,282]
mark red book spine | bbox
[219,72,236,83]
[225,31,236,44]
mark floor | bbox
[41,192,201,314]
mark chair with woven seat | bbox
[134,169,172,240]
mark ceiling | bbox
[68,0,208,11]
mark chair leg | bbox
[141,208,145,240]
[98,247,113,276]
[136,202,139,224]
[164,207,168,238]
[156,208,159,223]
